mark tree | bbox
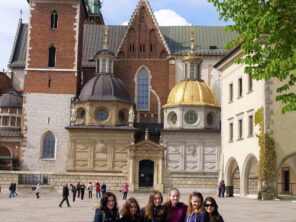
[209,0,296,113]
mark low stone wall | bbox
[163,172,219,193]
[0,171,127,192]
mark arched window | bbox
[42,131,55,159]
[48,45,56,67]
[136,67,150,111]
[51,10,58,29]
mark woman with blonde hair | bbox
[142,190,167,222]
[185,192,208,222]
[163,188,187,222]
[120,197,142,222]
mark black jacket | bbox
[62,186,69,197]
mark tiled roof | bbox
[0,89,23,108]
[9,23,237,68]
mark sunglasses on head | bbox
[205,204,215,208]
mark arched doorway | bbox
[278,153,296,195]
[242,155,258,195]
[225,158,240,195]
[139,160,154,187]
[0,146,12,170]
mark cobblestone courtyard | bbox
[0,191,296,222]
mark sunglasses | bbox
[205,204,215,208]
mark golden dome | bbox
[163,80,219,108]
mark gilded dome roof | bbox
[163,80,219,108]
[78,74,131,104]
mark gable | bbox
[116,0,170,59]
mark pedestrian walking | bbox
[218,180,225,198]
[101,183,107,195]
[35,183,41,199]
[122,182,129,200]
[77,182,81,198]
[87,182,93,199]
[95,182,101,199]
[80,183,86,200]
[70,184,77,202]
[59,184,71,207]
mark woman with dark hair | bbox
[142,190,167,222]
[203,197,224,222]
[163,188,187,222]
[93,192,120,222]
[185,192,209,222]
[120,197,142,222]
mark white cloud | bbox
[154,9,191,26]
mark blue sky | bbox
[0,0,231,71]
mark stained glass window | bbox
[136,68,150,111]
[42,132,55,159]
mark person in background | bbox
[87,182,93,199]
[101,183,107,195]
[93,192,120,222]
[204,197,224,222]
[80,183,86,200]
[77,182,81,198]
[70,184,77,202]
[122,182,129,200]
[142,190,167,222]
[163,188,187,222]
[218,180,225,198]
[35,183,41,199]
[95,182,101,199]
[120,197,142,222]
[59,184,71,208]
[185,192,208,222]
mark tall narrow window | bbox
[185,63,188,79]
[48,45,56,67]
[238,78,243,97]
[229,83,233,102]
[108,60,113,73]
[229,122,233,142]
[50,10,58,29]
[190,62,195,79]
[238,119,243,140]
[96,60,100,73]
[248,115,254,137]
[102,59,106,73]
[42,131,55,159]
[136,68,150,111]
[248,74,253,92]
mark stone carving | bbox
[130,134,135,145]
[70,104,77,122]
[128,106,135,126]
[96,143,107,153]
[129,149,135,159]
[145,128,149,140]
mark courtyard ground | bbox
[0,190,295,222]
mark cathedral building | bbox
[0,0,237,192]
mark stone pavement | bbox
[0,191,296,222]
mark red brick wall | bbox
[115,2,170,123]
[25,1,85,94]
[0,73,11,94]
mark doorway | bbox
[139,160,154,187]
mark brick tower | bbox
[22,0,87,171]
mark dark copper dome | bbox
[0,89,23,108]
[78,74,131,104]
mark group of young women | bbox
[93,188,224,222]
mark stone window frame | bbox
[94,107,109,122]
[134,66,151,111]
[206,111,215,127]
[167,111,177,126]
[228,117,234,143]
[40,131,56,160]
[0,108,22,128]
[184,110,198,125]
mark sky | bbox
[0,0,231,72]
